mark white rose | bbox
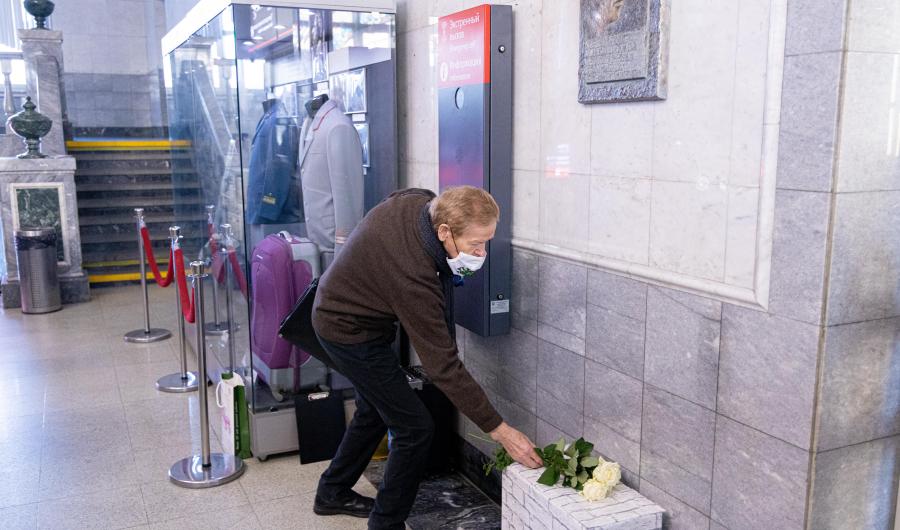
[592,461,621,486]
[581,479,612,501]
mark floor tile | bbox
[146,505,262,530]
[252,491,369,530]
[238,455,329,504]
[140,479,248,523]
[36,485,148,529]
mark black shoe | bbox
[313,490,375,518]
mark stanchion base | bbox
[204,321,237,336]
[156,372,200,393]
[124,328,172,343]
[169,453,245,489]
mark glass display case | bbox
[162,0,397,459]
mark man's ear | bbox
[437,223,451,242]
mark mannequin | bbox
[296,94,364,265]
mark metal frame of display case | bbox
[162,0,397,57]
[162,0,397,461]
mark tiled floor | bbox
[0,285,376,530]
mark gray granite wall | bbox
[63,72,165,129]
[51,0,168,131]
[447,1,899,529]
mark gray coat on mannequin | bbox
[297,98,365,258]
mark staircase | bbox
[68,139,207,285]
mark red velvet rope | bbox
[228,247,248,297]
[139,226,175,287]
[173,247,196,323]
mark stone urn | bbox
[7,96,52,159]
[23,0,55,30]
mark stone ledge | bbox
[502,464,664,530]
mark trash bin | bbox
[14,228,62,314]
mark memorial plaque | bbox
[579,0,670,104]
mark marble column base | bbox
[1,271,91,309]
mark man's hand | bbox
[490,422,542,469]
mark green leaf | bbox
[555,438,566,453]
[575,438,594,456]
[537,467,559,486]
[565,442,578,458]
[580,456,600,468]
[577,470,589,484]
[568,456,578,472]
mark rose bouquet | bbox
[481,436,621,501]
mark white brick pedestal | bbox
[502,464,664,530]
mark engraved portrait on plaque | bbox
[579,0,670,104]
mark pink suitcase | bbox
[250,232,321,395]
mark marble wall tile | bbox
[810,436,900,530]
[588,176,651,265]
[511,249,539,335]
[535,418,579,448]
[538,255,587,340]
[583,360,642,443]
[400,161,438,191]
[540,3,592,178]
[835,52,900,192]
[847,0,900,53]
[398,26,438,166]
[585,304,645,380]
[817,318,900,451]
[587,269,648,321]
[110,0,147,38]
[510,0,544,172]
[512,170,540,243]
[582,417,640,477]
[723,186,759,289]
[493,393,538,443]
[539,172,590,250]
[651,1,737,187]
[537,323,585,356]
[396,0,435,33]
[729,0,770,189]
[537,340,585,405]
[590,102,653,179]
[718,305,819,450]
[649,181,728,282]
[776,52,843,192]
[784,0,847,55]
[640,480,712,530]
[768,190,830,325]
[537,386,584,441]
[641,385,716,514]
[826,191,900,325]
[494,331,539,415]
[644,287,722,409]
[711,416,810,530]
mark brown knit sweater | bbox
[312,189,503,433]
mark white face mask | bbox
[447,251,486,277]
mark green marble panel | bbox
[15,186,65,262]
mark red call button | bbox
[437,4,491,88]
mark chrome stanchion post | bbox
[169,261,245,488]
[221,224,237,373]
[205,205,228,336]
[125,208,172,343]
[156,226,199,393]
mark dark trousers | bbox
[316,334,434,530]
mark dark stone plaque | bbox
[579,0,670,103]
